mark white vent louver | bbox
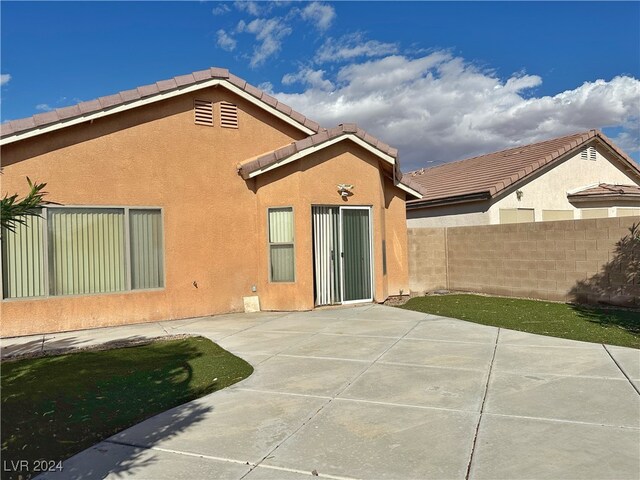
[194,99,214,126]
[581,146,596,161]
[220,102,239,129]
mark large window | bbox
[1,207,164,299]
[268,207,295,282]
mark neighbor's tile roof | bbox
[568,183,640,199]
[237,123,423,196]
[0,67,321,138]
[406,130,640,205]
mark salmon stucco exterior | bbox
[0,67,421,337]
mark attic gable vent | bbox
[194,99,214,126]
[581,146,596,161]
[220,102,239,129]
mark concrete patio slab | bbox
[380,338,495,371]
[249,315,342,333]
[470,415,640,480]
[110,389,327,464]
[607,346,640,380]
[38,441,251,480]
[340,362,487,411]
[485,372,640,427]
[318,318,419,337]
[263,399,479,480]
[493,344,626,378]
[217,331,314,355]
[498,329,602,348]
[238,355,366,397]
[406,318,499,344]
[343,304,433,322]
[282,333,397,361]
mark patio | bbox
[3,304,638,479]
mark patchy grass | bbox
[401,294,639,349]
[1,336,253,480]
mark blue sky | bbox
[2,1,639,168]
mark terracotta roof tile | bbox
[156,79,178,92]
[236,123,419,197]
[407,130,640,205]
[568,183,640,198]
[227,73,246,89]
[99,93,124,108]
[137,84,160,97]
[174,74,196,87]
[78,100,102,114]
[1,67,322,140]
[210,67,230,78]
[33,110,60,127]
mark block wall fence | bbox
[408,216,640,307]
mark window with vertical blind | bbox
[1,207,164,299]
[268,207,295,282]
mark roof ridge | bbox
[407,130,598,175]
[1,66,322,138]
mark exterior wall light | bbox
[337,184,354,197]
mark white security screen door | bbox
[312,206,372,306]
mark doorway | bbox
[312,206,373,306]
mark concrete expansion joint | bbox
[464,328,500,480]
[602,344,640,396]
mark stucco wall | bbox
[1,86,410,336]
[408,216,640,306]
[407,145,639,227]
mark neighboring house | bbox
[406,130,640,227]
[0,67,422,337]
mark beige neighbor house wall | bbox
[0,85,411,337]
[407,145,639,228]
[408,216,640,307]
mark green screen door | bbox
[341,208,372,302]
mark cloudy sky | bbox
[1,1,639,170]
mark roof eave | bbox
[406,191,491,209]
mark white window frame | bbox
[267,206,296,283]
[1,205,165,301]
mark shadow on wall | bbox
[569,222,640,310]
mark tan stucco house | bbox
[406,130,640,227]
[0,67,422,337]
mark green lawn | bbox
[1,336,253,480]
[401,294,639,349]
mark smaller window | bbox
[220,102,238,129]
[617,208,640,217]
[268,208,295,282]
[194,99,214,126]
[581,208,609,219]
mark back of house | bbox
[0,67,421,337]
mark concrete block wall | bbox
[408,216,640,306]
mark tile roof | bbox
[568,183,640,199]
[237,123,423,198]
[0,67,321,139]
[406,130,640,206]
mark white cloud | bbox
[212,3,231,15]
[0,74,11,86]
[35,103,52,111]
[282,68,334,91]
[273,52,640,170]
[237,17,292,67]
[300,2,335,31]
[315,33,399,64]
[216,29,237,51]
[234,1,264,16]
